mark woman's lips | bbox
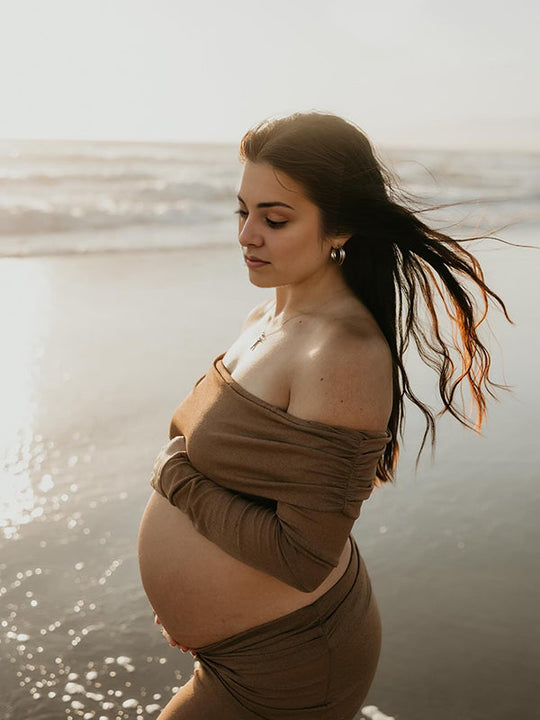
[244,256,270,268]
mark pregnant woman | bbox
[138,111,511,719]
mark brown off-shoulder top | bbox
[150,352,392,593]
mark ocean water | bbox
[0,140,538,720]
[0,138,539,257]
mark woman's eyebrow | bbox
[237,194,295,210]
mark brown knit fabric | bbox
[150,352,391,592]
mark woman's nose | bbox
[238,217,262,247]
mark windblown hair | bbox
[238,110,515,486]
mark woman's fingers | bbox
[161,627,176,645]
[153,610,193,653]
[160,625,189,652]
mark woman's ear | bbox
[336,232,353,246]
[323,231,352,251]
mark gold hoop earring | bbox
[330,246,346,266]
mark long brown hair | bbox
[238,110,515,485]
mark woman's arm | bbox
[150,437,357,593]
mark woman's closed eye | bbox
[234,209,288,229]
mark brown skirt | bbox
[157,536,382,720]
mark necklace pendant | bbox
[249,331,266,351]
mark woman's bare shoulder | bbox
[240,298,273,332]
[288,324,393,432]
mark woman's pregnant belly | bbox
[137,491,351,649]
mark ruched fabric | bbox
[151,352,391,591]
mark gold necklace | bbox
[249,312,306,350]
[249,293,349,351]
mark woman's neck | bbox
[271,271,354,321]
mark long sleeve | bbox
[150,438,357,593]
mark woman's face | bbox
[236,161,338,288]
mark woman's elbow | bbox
[289,563,335,593]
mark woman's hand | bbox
[168,434,186,451]
[153,612,195,655]
[150,436,187,492]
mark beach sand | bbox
[0,236,538,719]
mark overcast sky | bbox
[0,0,538,150]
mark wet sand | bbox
[0,234,538,719]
